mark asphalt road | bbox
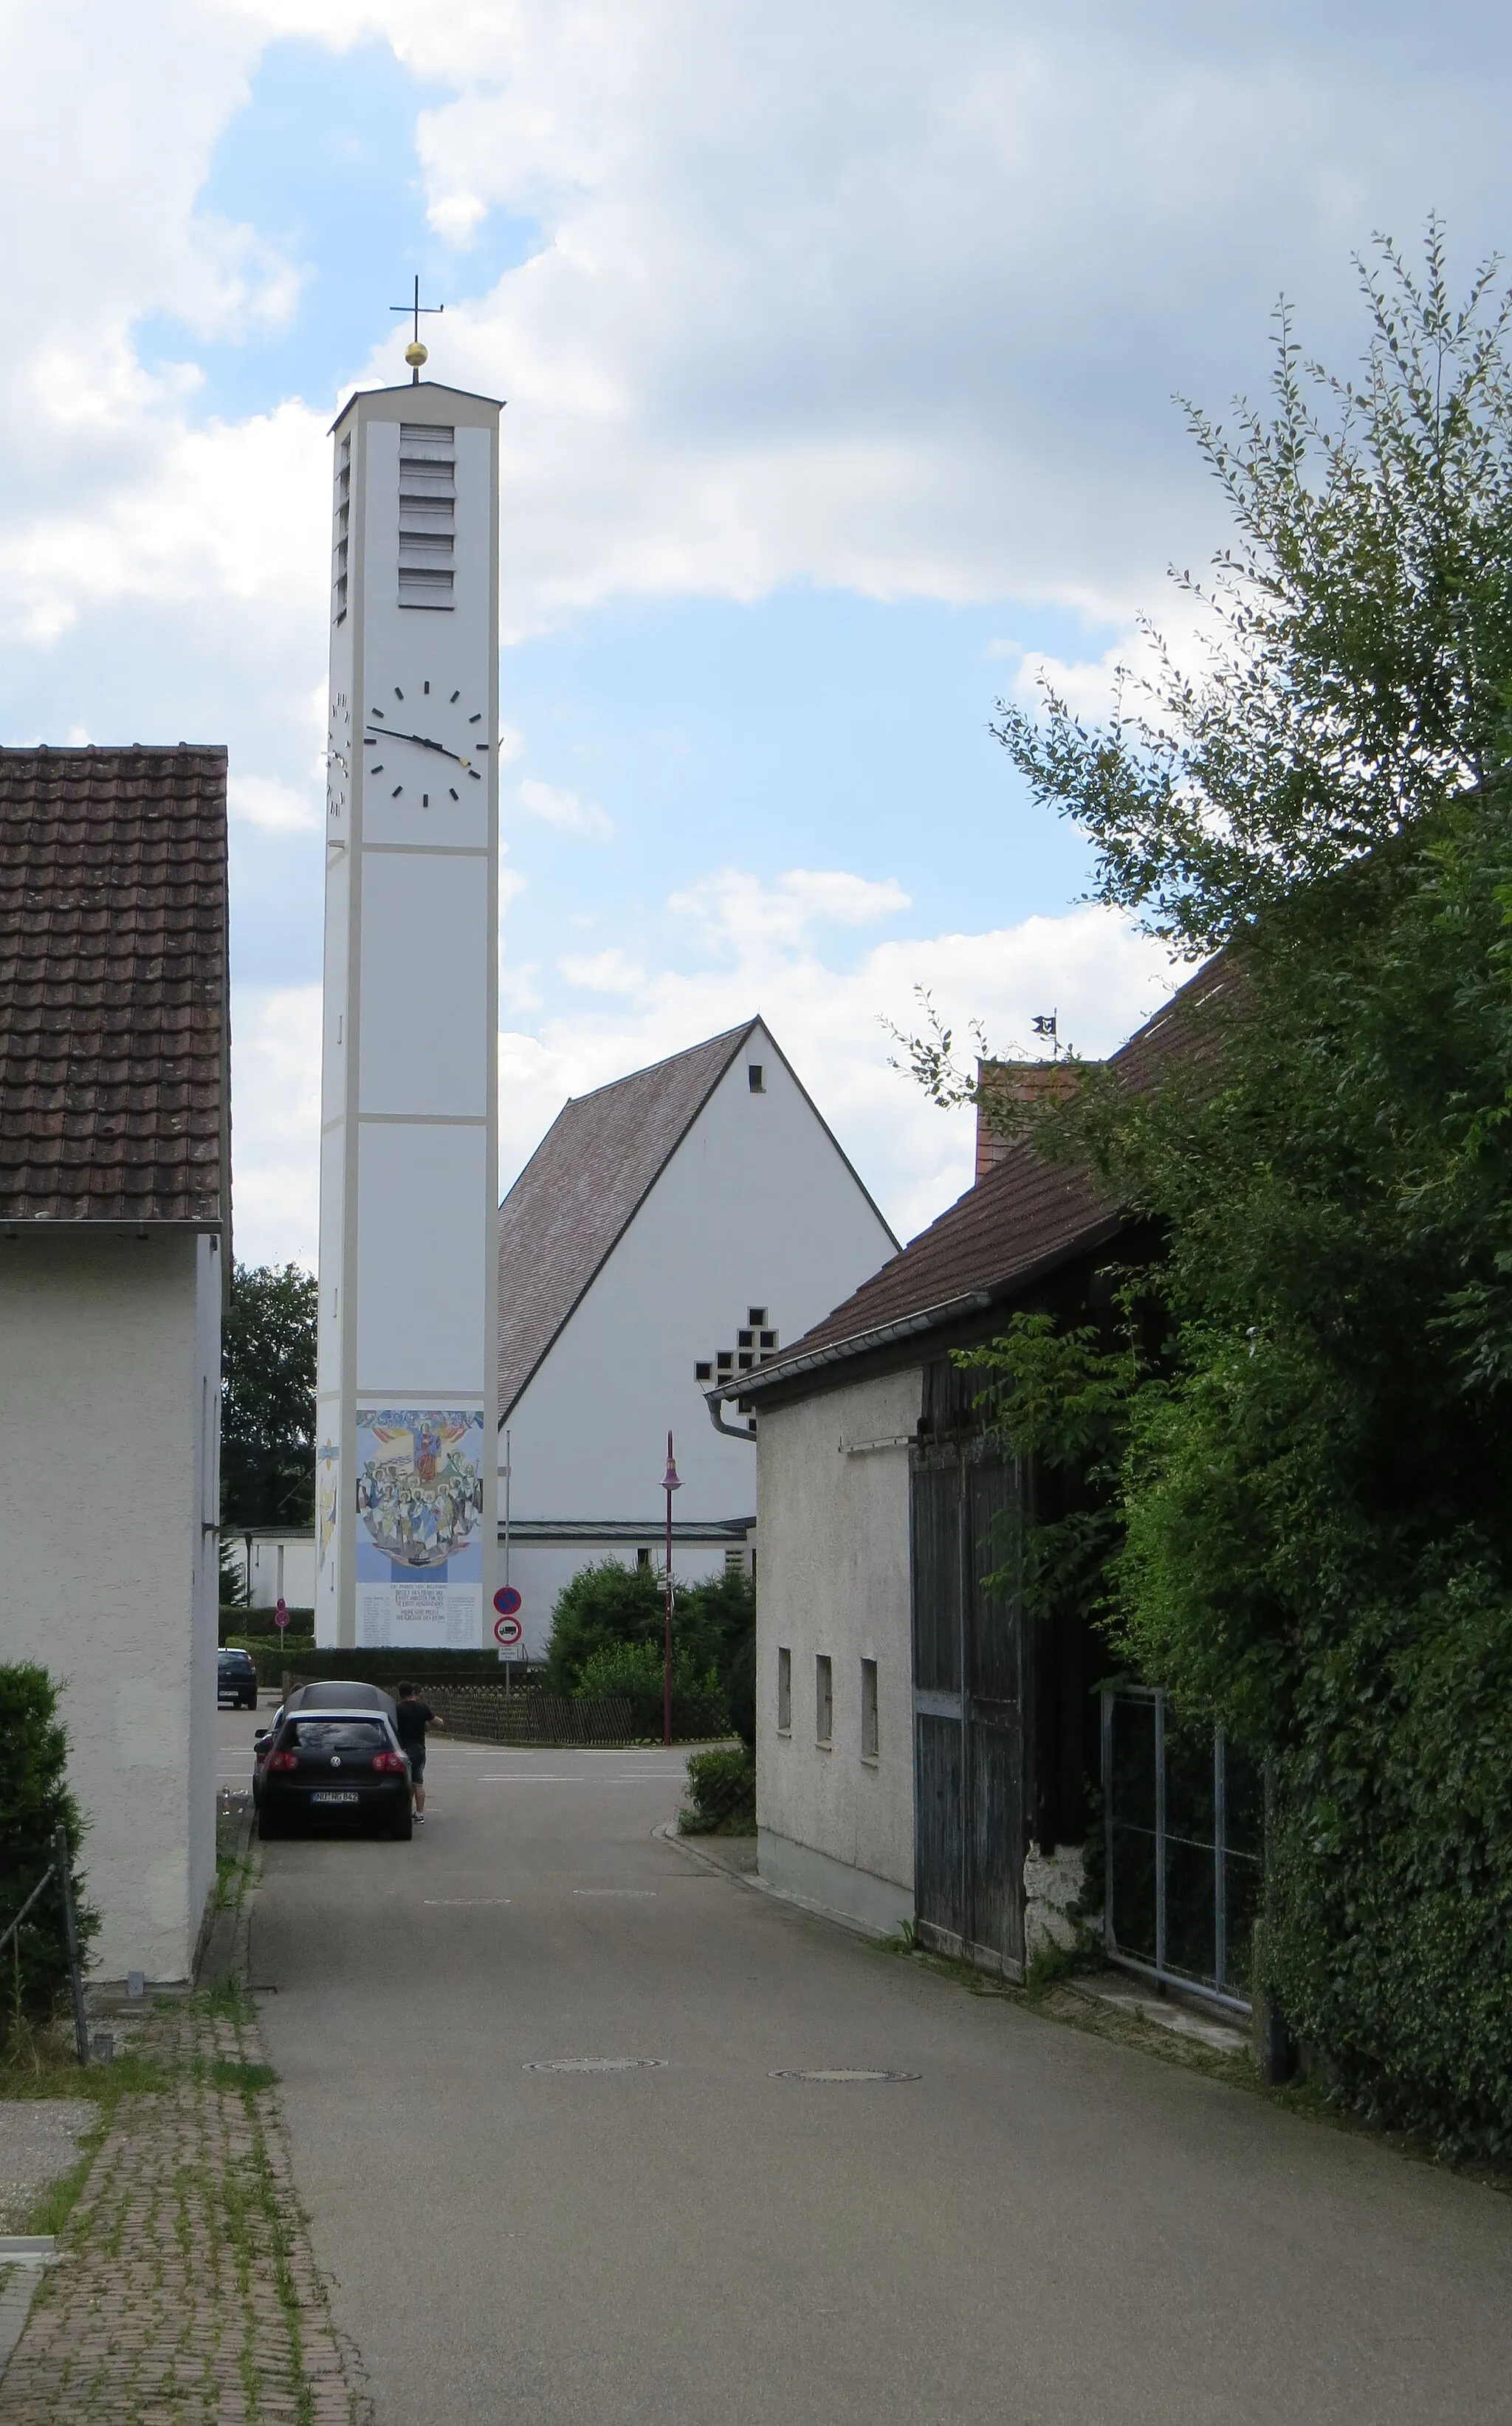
[221,1705,1512,2426]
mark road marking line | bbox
[423,1898,512,1906]
[573,1889,657,1898]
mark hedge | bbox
[0,1664,95,2049]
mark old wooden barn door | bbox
[910,1442,1025,1976]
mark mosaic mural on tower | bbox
[354,1407,484,1646]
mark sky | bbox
[5,0,1512,1265]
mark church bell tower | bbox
[314,360,501,1649]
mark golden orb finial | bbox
[405,340,428,371]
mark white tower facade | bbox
[315,379,501,1649]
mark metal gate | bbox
[910,1443,1025,1978]
[1102,1686,1263,2014]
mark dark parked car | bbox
[218,1647,258,1710]
[253,1691,411,1841]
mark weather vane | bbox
[390,275,444,383]
[1031,1011,1059,1059]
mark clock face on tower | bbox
[326,693,351,824]
[361,675,491,810]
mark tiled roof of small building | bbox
[719,957,1234,1398]
[0,746,230,1227]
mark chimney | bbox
[975,1059,1089,1181]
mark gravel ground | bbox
[0,2100,94,2230]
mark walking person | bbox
[394,1682,444,1821]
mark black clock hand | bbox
[365,725,470,766]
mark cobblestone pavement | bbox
[0,1996,368,2424]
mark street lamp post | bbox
[662,1432,681,1747]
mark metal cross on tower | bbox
[390,275,445,382]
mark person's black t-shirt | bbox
[394,1700,433,1756]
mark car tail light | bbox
[371,1750,407,1774]
[267,1750,299,1773]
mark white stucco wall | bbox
[231,1535,317,1610]
[0,1229,219,1982]
[501,1025,896,1553]
[755,1365,921,1934]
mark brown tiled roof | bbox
[498,1021,759,1414]
[0,746,229,1226]
[719,957,1232,1398]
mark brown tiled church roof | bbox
[717,957,1234,1399]
[497,1023,760,1415]
[0,746,230,1227]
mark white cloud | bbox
[515,775,614,837]
[498,874,1180,1246]
[229,772,320,831]
[559,948,647,994]
[229,982,322,1268]
[669,867,910,950]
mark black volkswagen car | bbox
[217,1647,258,1710]
[253,1684,411,1841]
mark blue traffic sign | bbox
[493,1585,522,1617]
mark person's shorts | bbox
[408,1752,426,1783]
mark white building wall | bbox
[0,1231,218,1982]
[755,1365,921,1935]
[501,1024,896,1651]
[233,1536,318,1610]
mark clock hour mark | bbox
[449,787,458,801]
[371,707,385,719]
[371,763,383,772]
[450,690,460,703]
[424,679,430,693]
[477,741,489,751]
[469,768,481,780]
[422,793,430,807]
[392,785,403,797]
[468,712,482,724]
[394,687,404,699]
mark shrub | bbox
[1263,1584,1512,2160]
[680,1744,756,1835]
[0,1664,95,2051]
[543,1558,728,1700]
[574,1639,729,1742]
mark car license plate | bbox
[309,1791,360,1805]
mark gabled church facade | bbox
[495,1019,897,1654]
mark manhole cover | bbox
[768,2068,921,2083]
[523,2057,668,2073]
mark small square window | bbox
[695,1361,712,1381]
[861,1658,879,1762]
[738,1351,754,1370]
[636,1547,652,1570]
[759,1330,776,1349]
[748,1065,765,1092]
[717,1350,733,1370]
[738,1330,754,1347]
[815,1653,833,1745]
[777,1646,791,1732]
[748,1307,767,1326]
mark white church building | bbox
[495,1019,897,1653]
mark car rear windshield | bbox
[283,1720,389,1752]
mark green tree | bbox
[221,1263,317,1528]
[910,226,1512,2154]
